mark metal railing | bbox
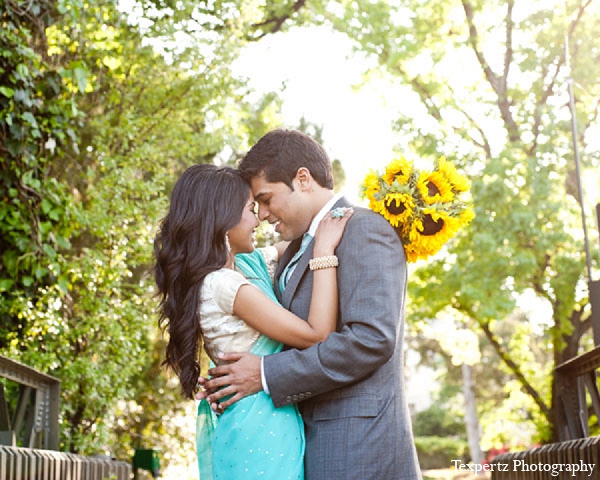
[0,355,60,450]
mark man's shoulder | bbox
[348,205,397,232]
[340,205,406,260]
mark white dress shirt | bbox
[261,193,343,393]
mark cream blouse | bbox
[199,246,279,365]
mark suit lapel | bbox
[275,237,302,303]
[277,196,353,307]
[281,241,314,308]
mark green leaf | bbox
[16,63,29,78]
[42,198,52,214]
[2,250,17,274]
[0,279,14,292]
[22,111,39,128]
[34,265,48,279]
[42,244,57,259]
[56,235,71,249]
[58,277,69,293]
[49,208,61,221]
[0,86,14,98]
[73,67,87,93]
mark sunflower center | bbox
[427,181,440,197]
[394,170,404,181]
[422,214,444,235]
[385,199,406,216]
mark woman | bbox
[154,164,351,479]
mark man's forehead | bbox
[250,175,269,195]
[250,175,284,197]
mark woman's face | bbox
[227,193,260,256]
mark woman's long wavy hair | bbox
[154,164,250,399]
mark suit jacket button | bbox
[285,396,292,403]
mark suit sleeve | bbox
[263,210,407,407]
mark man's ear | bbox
[294,167,313,192]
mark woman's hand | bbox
[313,207,354,257]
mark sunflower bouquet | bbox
[361,156,475,263]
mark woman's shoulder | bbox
[203,267,251,314]
[204,268,249,294]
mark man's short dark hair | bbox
[238,129,334,190]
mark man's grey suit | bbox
[265,197,422,480]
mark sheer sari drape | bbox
[196,250,305,479]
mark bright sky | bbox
[232,26,402,203]
[233,23,443,415]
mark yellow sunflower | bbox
[404,218,428,262]
[361,156,474,263]
[416,170,454,205]
[437,156,471,192]
[405,210,458,261]
[456,207,476,229]
[383,157,413,186]
[403,244,420,263]
[368,197,386,216]
[362,170,381,202]
[380,193,414,228]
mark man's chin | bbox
[278,230,299,242]
[276,225,302,242]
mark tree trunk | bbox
[462,363,484,465]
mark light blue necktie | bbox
[279,233,313,292]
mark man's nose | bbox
[258,205,269,221]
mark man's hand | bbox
[204,352,263,411]
[194,376,213,401]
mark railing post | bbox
[590,280,600,346]
[0,355,60,450]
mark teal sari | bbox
[196,250,305,479]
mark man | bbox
[201,129,422,479]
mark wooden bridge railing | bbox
[490,436,600,479]
[491,205,600,478]
[0,354,131,479]
[555,338,600,441]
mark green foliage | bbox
[412,403,466,439]
[415,436,469,470]
[295,117,347,191]
[322,0,600,442]
[6,0,598,469]
[1,0,289,465]
[0,2,77,307]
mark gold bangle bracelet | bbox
[309,255,339,271]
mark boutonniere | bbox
[361,156,475,262]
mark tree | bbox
[332,0,600,439]
[323,0,600,441]
[1,0,302,462]
[1,0,79,347]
